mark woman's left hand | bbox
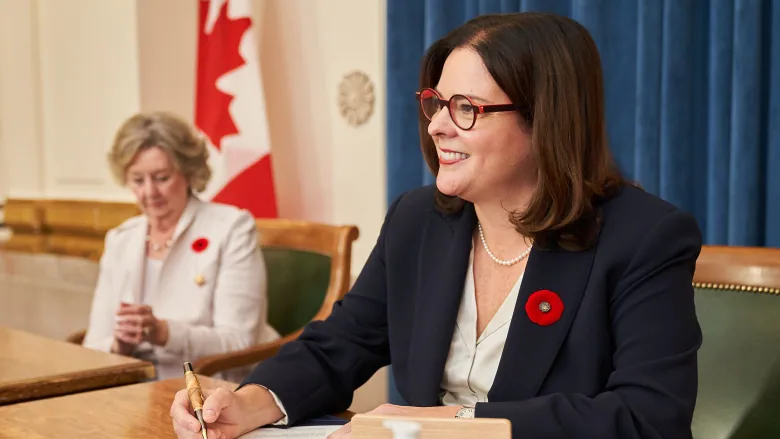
[326,404,461,439]
[115,302,169,346]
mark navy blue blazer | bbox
[243,184,703,439]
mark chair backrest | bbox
[692,245,780,439]
[255,219,359,337]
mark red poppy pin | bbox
[191,237,209,253]
[525,289,564,326]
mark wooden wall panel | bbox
[0,198,138,261]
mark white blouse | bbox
[439,247,523,406]
[269,247,523,423]
[141,258,162,305]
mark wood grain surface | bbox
[0,376,234,438]
[0,326,155,405]
[351,414,511,439]
[694,245,780,291]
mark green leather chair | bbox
[193,219,359,376]
[691,245,780,439]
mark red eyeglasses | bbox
[415,88,517,130]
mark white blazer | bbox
[82,196,279,380]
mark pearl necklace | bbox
[478,222,532,266]
[146,235,172,252]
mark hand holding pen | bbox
[171,364,286,439]
[173,362,265,439]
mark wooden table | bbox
[0,376,233,438]
[0,376,358,438]
[0,326,155,405]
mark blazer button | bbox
[194,274,206,286]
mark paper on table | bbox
[238,425,342,439]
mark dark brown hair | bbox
[419,12,625,251]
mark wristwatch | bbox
[455,406,475,419]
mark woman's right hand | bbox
[171,384,284,439]
[110,302,144,355]
[171,387,245,439]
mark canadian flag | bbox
[195,0,278,218]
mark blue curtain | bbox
[385,0,780,405]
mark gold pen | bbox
[184,362,208,439]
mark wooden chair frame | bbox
[690,246,780,439]
[694,245,780,294]
[194,219,359,375]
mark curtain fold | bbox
[707,0,735,244]
[767,1,780,246]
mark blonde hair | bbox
[108,111,212,192]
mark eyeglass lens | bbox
[419,90,475,130]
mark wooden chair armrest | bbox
[193,329,303,377]
[66,329,86,345]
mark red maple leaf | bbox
[195,1,251,150]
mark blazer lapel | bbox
[168,196,201,251]
[124,216,148,304]
[488,243,597,401]
[405,204,476,405]
[155,196,202,304]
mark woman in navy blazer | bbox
[172,12,702,439]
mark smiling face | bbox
[428,48,536,205]
[126,146,189,222]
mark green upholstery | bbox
[262,247,332,336]
[692,288,780,439]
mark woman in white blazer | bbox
[82,111,279,381]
